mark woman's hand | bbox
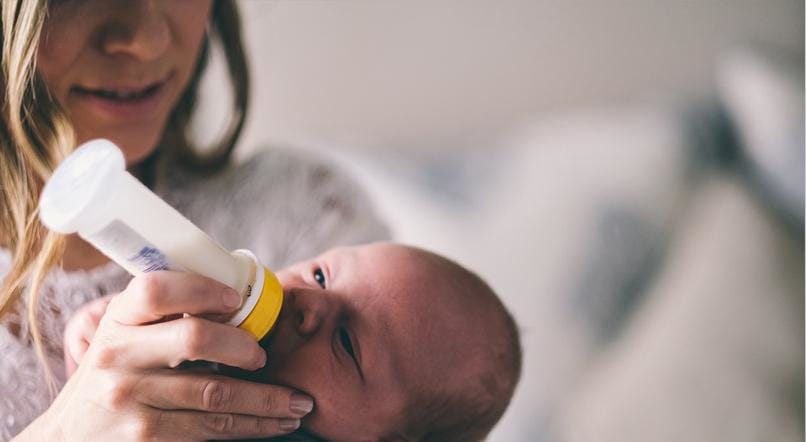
[18,271,312,441]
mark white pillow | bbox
[717,48,804,227]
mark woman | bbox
[1,1,387,440]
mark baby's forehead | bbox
[323,243,418,262]
[319,244,433,289]
[322,244,491,351]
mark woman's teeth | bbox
[78,84,160,101]
[97,89,145,99]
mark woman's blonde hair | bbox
[0,0,250,392]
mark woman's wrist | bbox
[12,411,62,442]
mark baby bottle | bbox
[38,139,283,341]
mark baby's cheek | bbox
[301,402,364,441]
[305,386,394,441]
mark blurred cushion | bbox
[717,48,804,228]
[553,177,803,442]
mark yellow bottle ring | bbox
[238,267,284,341]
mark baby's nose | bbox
[290,289,327,337]
[295,308,319,337]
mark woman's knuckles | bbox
[95,373,139,411]
[177,318,214,362]
[86,338,125,369]
[131,273,167,310]
[206,412,237,434]
[259,389,277,415]
[200,379,233,411]
[141,282,169,315]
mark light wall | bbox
[224,0,804,154]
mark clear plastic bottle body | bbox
[79,170,252,295]
[39,139,282,340]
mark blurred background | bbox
[199,1,804,440]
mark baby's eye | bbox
[313,267,326,289]
[339,326,356,358]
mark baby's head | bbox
[243,243,521,441]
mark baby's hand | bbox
[63,294,114,378]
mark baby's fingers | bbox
[63,334,87,377]
[63,308,102,374]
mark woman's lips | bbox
[70,74,173,121]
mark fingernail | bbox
[289,393,314,415]
[254,350,267,369]
[280,419,300,431]
[224,290,242,308]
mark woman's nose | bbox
[99,1,171,61]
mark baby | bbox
[65,243,522,441]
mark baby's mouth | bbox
[259,327,277,351]
[255,292,287,347]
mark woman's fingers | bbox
[90,316,266,370]
[108,271,242,325]
[146,410,301,440]
[136,371,315,419]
